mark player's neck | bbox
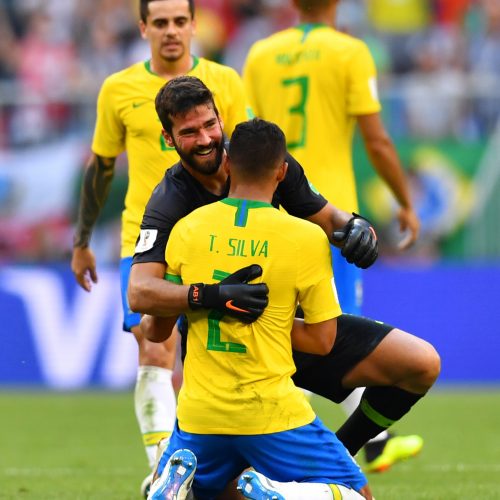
[183,163,228,196]
[149,54,194,80]
[228,184,274,204]
[299,6,336,27]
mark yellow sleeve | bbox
[220,67,253,137]
[346,42,382,116]
[165,221,185,278]
[297,225,341,324]
[91,77,126,158]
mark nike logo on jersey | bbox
[132,101,150,108]
[225,300,249,313]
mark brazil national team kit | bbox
[133,158,392,405]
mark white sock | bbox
[135,366,176,469]
[341,387,389,444]
[252,472,364,500]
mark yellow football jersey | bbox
[166,198,341,435]
[243,24,381,212]
[92,57,250,257]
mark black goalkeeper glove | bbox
[188,264,269,323]
[332,213,378,269]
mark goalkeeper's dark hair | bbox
[155,76,219,134]
[140,0,195,23]
[228,118,287,179]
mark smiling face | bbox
[139,0,195,64]
[163,102,225,176]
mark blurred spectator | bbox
[468,0,500,135]
[403,26,469,139]
[222,0,296,74]
[1,0,500,262]
[367,0,433,74]
[9,8,80,146]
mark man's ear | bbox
[139,20,147,40]
[162,129,174,148]
[276,161,288,182]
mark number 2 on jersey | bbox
[207,269,247,354]
[282,75,309,149]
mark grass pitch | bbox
[1,388,499,499]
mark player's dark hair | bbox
[295,0,334,13]
[155,76,219,134]
[140,0,195,23]
[228,118,286,179]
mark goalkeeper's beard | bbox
[175,136,225,176]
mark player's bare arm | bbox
[290,318,337,355]
[129,261,190,316]
[71,153,116,291]
[129,262,268,322]
[357,113,420,249]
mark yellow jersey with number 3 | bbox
[243,24,381,213]
[165,199,341,435]
[92,57,250,257]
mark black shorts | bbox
[292,314,393,403]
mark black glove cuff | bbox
[351,212,373,225]
[188,283,205,310]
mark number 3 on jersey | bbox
[207,269,247,354]
[282,75,309,149]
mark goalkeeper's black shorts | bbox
[292,313,393,403]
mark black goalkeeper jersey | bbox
[132,152,328,264]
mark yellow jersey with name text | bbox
[165,198,341,434]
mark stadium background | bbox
[0,1,499,498]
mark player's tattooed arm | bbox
[73,153,116,248]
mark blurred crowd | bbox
[0,0,499,263]
[0,0,499,148]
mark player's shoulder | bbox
[247,27,295,55]
[277,209,326,240]
[101,61,145,88]
[196,57,241,81]
[329,29,372,57]
[146,163,189,212]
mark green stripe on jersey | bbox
[165,273,183,284]
[296,22,326,43]
[220,198,273,228]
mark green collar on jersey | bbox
[296,22,326,42]
[221,198,273,228]
[144,55,200,75]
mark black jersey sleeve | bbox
[132,170,192,265]
[275,153,328,218]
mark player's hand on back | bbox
[71,246,98,292]
[332,213,378,269]
[188,264,269,323]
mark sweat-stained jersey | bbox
[243,24,381,213]
[165,198,341,435]
[92,57,250,257]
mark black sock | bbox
[336,386,424,456]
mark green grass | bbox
[1,388,499,499]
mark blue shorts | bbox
[119,256,141,332]
[161,417,367,499]
[331,245,363,315]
